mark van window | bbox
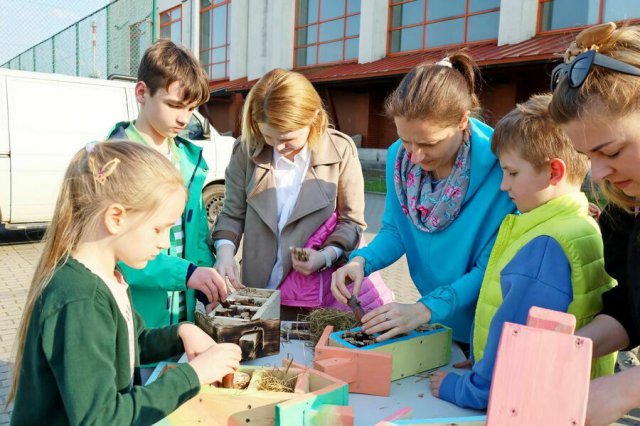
[181,114,205,140]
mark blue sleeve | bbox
[439,236,573,409]
[350,143,406,275]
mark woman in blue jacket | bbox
[332,52,515,345]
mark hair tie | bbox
[85,141,98,154]
[435,57,453,68]
[94,158,121,185]
[564,22,617,64]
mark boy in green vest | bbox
[107,39,240,329]
[429,94,616,409]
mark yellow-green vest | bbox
[473,192,616,378]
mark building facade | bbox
[164,0,636,148]
[6,0,639,148]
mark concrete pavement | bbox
[0,233,43,424]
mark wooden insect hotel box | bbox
[148,360,354,426]
[376,307,593,426]
[314,323,452,396]
[486,307,593,425]
[195,288,281,361]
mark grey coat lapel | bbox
[247,144,278,235]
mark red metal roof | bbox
[209,32,576,94]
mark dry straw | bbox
[302,308,360,344]
[257,358,298,393]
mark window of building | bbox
[200,0,231,81]
[538,0,640,33]
[388,0,500,54]
[160,5,182,44]
[295,0,361,67]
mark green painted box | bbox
[329,323,452,380]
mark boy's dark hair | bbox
[138,39,210,106]
[492,93,589,185]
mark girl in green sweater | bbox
[8,141,241,425]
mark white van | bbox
[0,68,234,229]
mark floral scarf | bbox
[393,138,471,233]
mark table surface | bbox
[242,338,484,425]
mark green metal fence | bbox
[1,0,156,79]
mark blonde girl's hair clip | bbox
[94,158,121,185]
[564,22,617,64]
[435,57,453,68]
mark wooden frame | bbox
[486,307,592,425]
[313,323,452,396]
[329,323,452,380]
[314,325,394,396]
[195,288,281,361]
[377,307,592,425]
[148,360,353,425]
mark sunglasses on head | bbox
[550,49,640,91]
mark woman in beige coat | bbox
[212,69,383,317]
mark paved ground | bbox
[0,193,637,425]
[0,229,44,424]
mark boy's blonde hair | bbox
[549,24,640,209]
[385,50,481,127]
[7,141,185,406]
[241,68,329,151]
[138,39,210,106]
[493,94,589,185]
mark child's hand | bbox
[453,359,472,369]
[214,245,244,290]
[290,247,325,275]
[178,323,216,361]
[187,267,228,304]
[429,370,449,398]
[189,343,242,385]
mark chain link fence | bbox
[1,0,155,79]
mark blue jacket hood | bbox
[465,118,498,204]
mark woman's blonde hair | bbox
[385,50,482,127]
[241,68,329,151]
[7,141,185,406]
[549,24,640,210]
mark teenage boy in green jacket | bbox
[108,39,239,329]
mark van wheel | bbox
[203,184,225,228]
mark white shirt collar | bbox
[273,144,310,168]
